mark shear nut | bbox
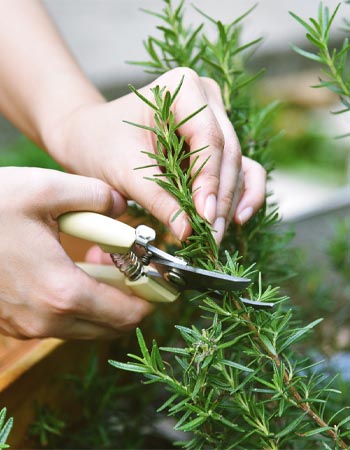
[164,270,186,287]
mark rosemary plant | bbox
[290,2,350,136]
[110,2,350,449]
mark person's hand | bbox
[45,68,266,244]
[0,167,153,339]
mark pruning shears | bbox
[58,212,274,307]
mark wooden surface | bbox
[3,340,109,449]
[0,338,62,392]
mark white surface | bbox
[43,0,344,87]
[269,171,350,221]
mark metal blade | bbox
[148,245,251,292]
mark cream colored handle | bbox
[76,262,179,303]
[58,211,135,253]
[59,212,179,303]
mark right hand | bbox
[0,167,153,340]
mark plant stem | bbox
[322,44,350,97]
[232,298,349,448]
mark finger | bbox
[199,78,242,242]
[85,245,135,266]
[116,68,227,240]
[234,157,266,225]
[7,226,152,340]
[50,317,122,340]
[10,313,121,340]
[27,268,154,339]
[30,168,128,218]
[60,267,154,333]
[0,297,121,340]
[169,69,225,222]
[85,245,113,264]
[104,104,191,241]
[216,169,244,244]
[66,319,121,340]
[227,169,244,224]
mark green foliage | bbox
[268,121,347,183]
[290,2,350,137]
[0,408,13,449]
[28,349,177,449]
[109,3,350,449]
[327,218,350,280]
[0,136,61,169]
[29,404,65,447]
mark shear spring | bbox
[110,251,143,281]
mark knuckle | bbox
[1,308,50,339]
[46,281,78,316]
[258,163,267,178]
[205,172,220,191]
[201,76,222,96]
[170,66,199,83]
[194,171,220,197]
[147,194,173,222]
[18,319,51,339]
[220,190,236,215]
[146,196,161,217]
[230,148,242,167]
[11,331,28,340]
[119,302,150,332]
[206,122,225,150]
[249,159,267,182]
[21,171,54,205]
[89,180,113,213]
[0,321,27,340]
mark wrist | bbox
[40,91,106,173]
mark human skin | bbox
[0,167,153,339]
[0,0,266,339]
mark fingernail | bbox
[204,194,217,224]
[170,213,190,241]
[238,206,253,225]
[213,217,225,244]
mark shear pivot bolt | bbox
[164,270,186,287]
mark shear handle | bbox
[58,212,179,303]
[76,263,179,303]
[58,211,136,253]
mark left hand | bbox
[45,68,266,244]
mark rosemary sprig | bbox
[125,79,219,265]
[290,2,350,137]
